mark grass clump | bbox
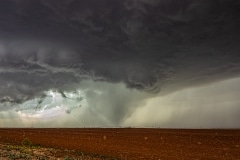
[7,153,17,160]
[21,138,32,147]
[63,156,73,160]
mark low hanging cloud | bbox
[0,81,151,127]
[122,77,240,128]
[0,0,240,113]
[1,78,240,128]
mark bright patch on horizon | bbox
[15,90,86,119]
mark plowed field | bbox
[0,128,239,160]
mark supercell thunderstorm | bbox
[0,0,240,127]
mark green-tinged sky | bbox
[0,0,240,128]
[1,78,240,128]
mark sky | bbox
[0,0,240,128]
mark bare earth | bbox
[0,128,239,160]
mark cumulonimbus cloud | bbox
[0,0,240,106]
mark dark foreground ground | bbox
[0,128,239,160]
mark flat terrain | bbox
[0,128,239,160]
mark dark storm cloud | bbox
[0,0,240,105]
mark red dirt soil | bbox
[0,128,240,160]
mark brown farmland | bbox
[0,128,240,160]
